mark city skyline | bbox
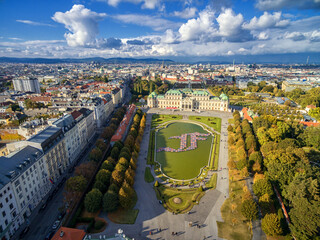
[0,0,320,61]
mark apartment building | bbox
[0,146,47,240]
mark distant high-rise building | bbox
[12,77,41,93]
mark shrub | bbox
[154,180,159,187]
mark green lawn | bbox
[144,167,154,183]
[151,114,183,128]
[188,116,221,132]
[205,173,217,189]
[156,122,213,180]
[107,191,138,224]
[154,185,205,214]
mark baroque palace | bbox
[147,89,229,111]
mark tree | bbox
[120,146,131,156]
[154,180,159,187]
[124,135,135,150]
[253,178,273,198]
[118,152,131,161]
[113,141,124,150]
[65,176,87,192]
[241,199,258,221]
[129,158,137,170]
[96,169,111,186]
[301,126,320,150]
[111,170,125,187]
[96,139,107,151]
[75,162,96,181]
[261,213,283,236]
[227,125,234,132]
[118,157,129,168]
[84,189,103,213]
[94,180,108,194]
[115,163,127,172]
[110,147,120,159]
[103,190,119,212]
[109,183,120,194]
[89,148,103,162]
[284,100,291,107]
[119,184,135,209]
[101,160,114,172]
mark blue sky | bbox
[0,0,320,60]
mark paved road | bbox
[92,109,232,240]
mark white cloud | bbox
[162,29,178,44]
[255,0,320,11]
[52,5,106,47]
[178,8,216,42]
[113,14,180,31]
[310,30,320,42]
[103,0,160,9]
[257,32,269,40]
[173,7,197,19]
[16,20,54,27]
[243,12,289,30]
[216,9,244,38]
[284,32,306,41]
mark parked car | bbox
[52,220,60,230]
[19,226,30,238]
[58,211,66,220]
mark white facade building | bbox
[0,146,48,240]
[12,77,41,93]
[148,89,229,112]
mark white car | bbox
[52,220,60,230]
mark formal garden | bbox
[147,114,221,214]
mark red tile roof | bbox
[71,111,82,120]
[242,107,253,122]
[111,104,136,142]
[51,227,85,240]
[300,121,320,127]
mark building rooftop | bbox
[51,227,86,240]
[0,145,42,188]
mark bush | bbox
[154,180,159,187]
[94,220,105,230]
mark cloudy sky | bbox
[0,0,320,61]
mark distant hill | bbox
[0,57,175,64]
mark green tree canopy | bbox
[261,213,283,236]
[84,189,103,213]
[253,178,273,198]
[103,190,119,212]
[241,199,258,221]
[65,176,87,192]
[96,169,111,186]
